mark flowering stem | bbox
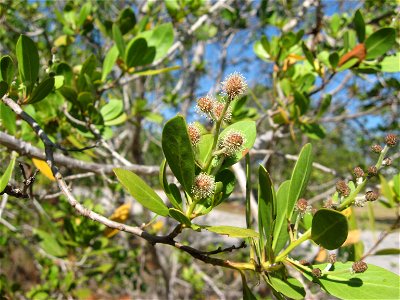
[338,145,389,210]
[204,99,231,172]
[275,229,311,262]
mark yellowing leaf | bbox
[32,158,55,181]
[104,201,132,238]
[342,229,360,246]
[341,207,352,217]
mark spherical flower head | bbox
[352,261,368,274]
[336,180,350,197]
[383,157,392,166]
[365,190,379,202]
[187,123,201,146]
[367,166,378,177]
[353,167,364,178]
[328,253,337,264]
[299,259,311,266]
[196,95,214,117]
[221,72,247,100]
[385,133,397,147]
[295,198,312,217]
[219,130,246,157]
[191,173,215,199]
[371,144,383,153]
[312,268,322,278]
[212,101,232,123]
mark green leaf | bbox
[353,10,365,43]
[58,86,77,103]
[162,116,195,193]
[113,168,169,216]
[258,165,276,260]
[287,143,313,219]
[379,174,394,207]
[311,209,348,250]
[273,180,290,254]
[16,35,39,95]
[300,123,326,140]
[293,91,310,115]
[329,52,339,69]
[269,276,306,300]
[76,3,91,27]
[101,45,119,82]
[100,99,123,121]
[253,40,270,61]
[0,81,8,98]
[214,169,236,206]
[337,57,359,71]
[53,75,64,89]
[0,55,15,85]
[365,27,396,59]
[117,7,136,35]
[242,274,257,300]
[133,65,180,77]
[34,229,67,258]
[379,52,400,73]
[196,134,214,167]
[125,38,156,68]
[0,155,16,193]
[301,42,314,67]
[0,102,16,134]
[303,263,400,300]
[113,24,125,58]
[104,113,127,126]
[159,159,181,210]
[203,225,259,238]
[317,94,332,117]
[373,248,400,255]
[169,208,191,226]
[393,173,400,200]
[139,23,174,61]
[221,120,257,168]
[26,77,55,104]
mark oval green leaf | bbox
[258,165,276,259]
[101,45,119,82]
[287,143,313,219]
[161,115,195,193]
[203,225,259,238]
[311,209,348,250]
[303,262,400,300]
[272,180,290,254]
[169,208,191,226]
[0,55,15,85]
[269,276,306,300]
[16,35,39,96]
[113,168,169,216]
[365,27,396,60]
[159,159,181,210]
[125,38,155,68]
[353,10,365,43]
[27,77,55,104]
[0,155,16,193]
[0,81,8,99]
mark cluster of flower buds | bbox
[295,198,312,217]
[336,180,350,197]
[385,133,397,147]
[365,190,379,202]
[191,173,216,199]
[221,72,247,100]
[351,261,368,274]
[187,123,201,146]
[196,72,247,122]
[218,130,246,157]
[196,95,232,123]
